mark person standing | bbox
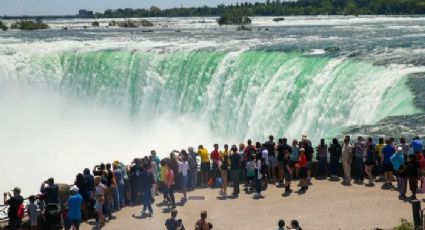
[391,147,406,197]
[210,144,221,180]
[140,162,155,215]
[219,144,230,197]
[253,154,263,199]
[341,136,353,185]
[353,136,366,184]
[198,145,210,187]
[64,185,83,230]
[290,140,300,180]
[94,176,106,229]
[382,139,395,189]
[187,147,198,189]
[3,187,24,230]
[282,150,293,194]
[165,161,176,209]
[399,137,410,160]
[406,154,420,200]
[265,135,277,183]
[375,137,385,181]
[328,138,342,179]
[296,148,309,192]
[229,145,241,197]
[364,137,376,186]
[317,139,328,179]
[411,136,423,154]
[178,151,189,202]
[26,195,38,230]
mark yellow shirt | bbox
[198,148,210,163]
[376,144,384,158]
[221,150,231,165]
[159,166,166,182]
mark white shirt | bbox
[262,149,269,165]
[179,161,189,176]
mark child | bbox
[246,155,256,193]
[278,219,285,230]
[165,210,179,230]
[26,195,38,230]
[159,159,169,205]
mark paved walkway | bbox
[80,179,419,230]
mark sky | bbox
[0,0,260,16]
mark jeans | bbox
[142,189,153,213]
[231,170,240,195]
[113,186,120,210]
[409,177,418,195]
[353,157,364,181]
[118,183,125,207]
[397,176,407,195]
[318,157,327,177]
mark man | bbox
[187,146,198,189]
[140,162,154,215]
[198,145,210,187]
[301,136,314,184]
[341,136,353,185]
[3,187,24,230]
[210,144,221,179]
[411,136,423,154]
[65,185,83,230]
[277,138,292,185]
[265,135,277,183]
[382,139,395,188]
[40,177,59,205]
[130,159,143,204]
[229,145,241,197]
[353,136,366,184]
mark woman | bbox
[220,144,230,197]
[290,140,299,180]
[178,150,189,202]
[328,138,342,179]
[296,148,308,192]
[253,154,263,199]
[245,155,256,193]
[165,161,176,209]
[364,137,376,186]
[94,176,106,228]
[317,139,328,179]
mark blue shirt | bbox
[412,140,423,153]
[382,145,395,164]
[67,194,82,220]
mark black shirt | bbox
[277,143,292,162]
[41,184,59,204]
[265,141,276,157]
[165,218,179,230]
[407,161,419,177]
[230,153,241,170]
[6,195,23,219]
[305,145,314,162]
[283,157,291,174]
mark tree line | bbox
[95,0,425,18]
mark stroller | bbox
[43,203,63,230]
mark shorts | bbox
[201,162,210,172]
[383,163,393,172]
[365,161,376,166]
[64,217,81,229]
[268,156,278,168]
[299,167,308,179]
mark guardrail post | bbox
[412,199,421,229]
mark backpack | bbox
[17,203,24,219]
[188,154,197,170]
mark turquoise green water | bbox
[17,50,420,141]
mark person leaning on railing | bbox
[3,187,24,230]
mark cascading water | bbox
[8,50,419,141]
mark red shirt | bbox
[296,154,308,168]
[210,149,220,162]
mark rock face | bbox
[342,73,425,140]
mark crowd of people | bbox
[2,134,424,230]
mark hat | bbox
[70,185,79,193]
[397,147,403,152]
[300,148,305,152]
[12,187,21,193]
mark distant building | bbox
[78,9,94,18]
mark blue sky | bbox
[0,0,259,16]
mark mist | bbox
[0,82,231,197]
